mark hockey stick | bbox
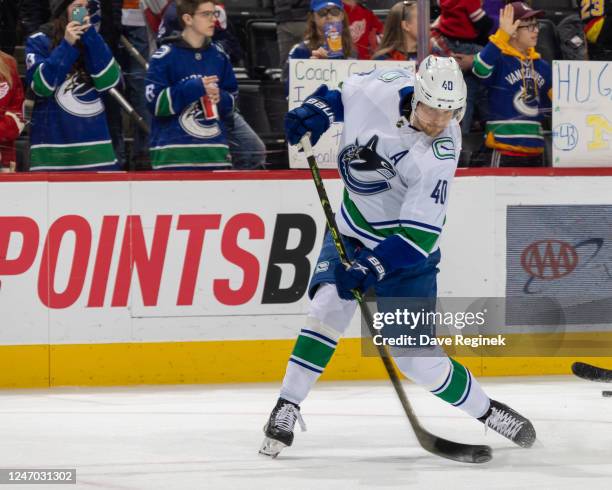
[300,135,492,464]
[572,362,612,382]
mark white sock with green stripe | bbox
[394,354,490,419]
[280,283,356,405]
[280,317,341,405]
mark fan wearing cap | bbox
[472,2,552,167]
[284,0,354,82]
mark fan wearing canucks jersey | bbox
[25,0,121,171]
[145,0,238,170]
[260,56,536,458]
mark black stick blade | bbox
[572,362,612,382]
[418,430,493,464]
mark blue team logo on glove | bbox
[338,135,396,196]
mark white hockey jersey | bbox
[334,68,462,258]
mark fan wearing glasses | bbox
[146,0,238,170]
[472,2,552,167]
[286,0,354,65]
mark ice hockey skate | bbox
[259,398,306,458]
[479,399,536,448]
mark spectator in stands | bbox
[287,0,354,67]
[432,0,493,49]
[158,2,243,68]
[580,0,612,60]
[0,50,25,172]
[472,2,552,167]
[120,1,152,167]
[156,1,266,169]
[373,0,418,60]
[431,0,493,135]
[146,0,238,170]
[274,0,310,69]
[342,0,383,59]
[141,0,173,34]
[25,0,122,171]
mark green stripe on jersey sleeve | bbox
[472,53,493,79]
[155,88,174,117]
[91,59,121,91]
[31,65,55,97]
[343,190,439,254]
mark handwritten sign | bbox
[553,60,612,166]
[288,59,416,169]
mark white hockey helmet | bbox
[412,55,467,122]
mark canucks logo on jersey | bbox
[338,135,397,195]
[179,101,222,139]
[55,73,104,118]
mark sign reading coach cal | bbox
[553,60,612,166]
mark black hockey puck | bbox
[473,447,493,464]
[602,390,612,397]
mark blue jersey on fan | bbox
[25,26,121,171]
[146,38,238,170]
[472,28,552,155]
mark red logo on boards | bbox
[520,240,578,280]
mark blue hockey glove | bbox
[334,249,388,300]
[284,86,335,146]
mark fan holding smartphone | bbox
[24,0,122,170]
[63,2,91,45]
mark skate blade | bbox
[259,437,287,458]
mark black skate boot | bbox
[478,399,536,448]
[259,398,306,458]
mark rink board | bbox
[0,169,611,387]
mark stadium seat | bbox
[262,81,287,134]
[238,80,289,169]
[459,131,487,167]
[530,0,577,10]
[246,20,281,78]
[372,9,389,23]
[536,18,560,63]
[238,81,272,135]
[364,0,397,9]
[531,0,579,24]
[223,0,264,12]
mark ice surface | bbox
[0,376,611,489]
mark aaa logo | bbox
[521,240,578,280]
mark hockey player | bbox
[260,56,536,458]
[145,0,237,170]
